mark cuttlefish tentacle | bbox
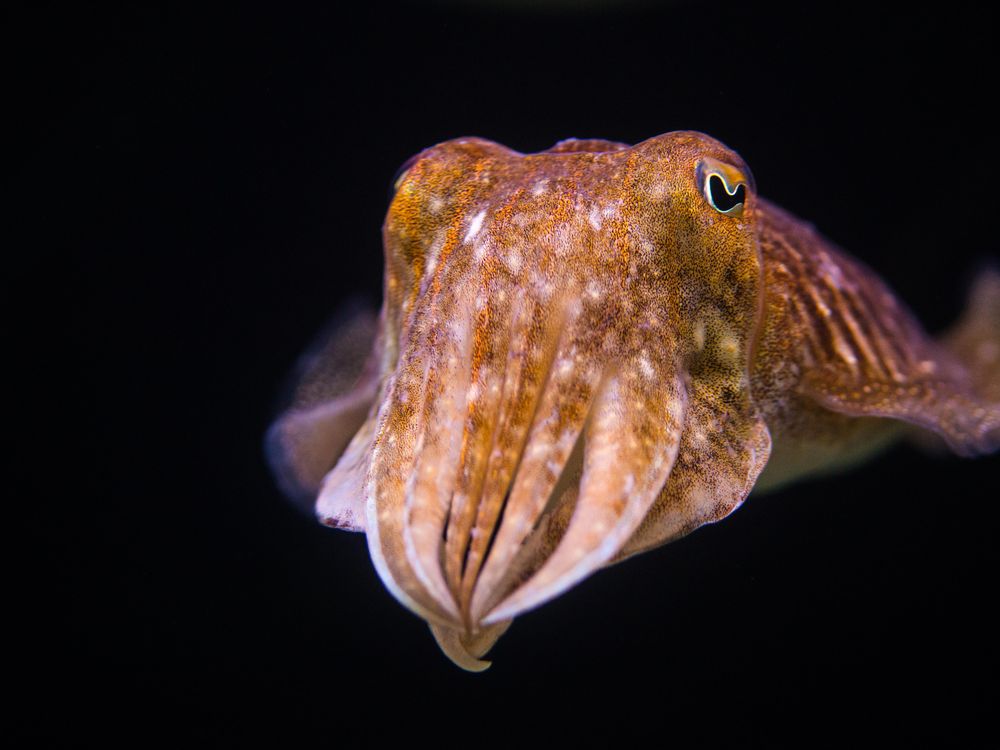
[444,292,562,618]
[484,351,687,624]
[366,159,518,622]
[400,303,474,619]
[617,393,771,560]
[465,294,611,623]
[268,130,1000,670]
[428,619,513,673]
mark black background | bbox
[20,1,999,744]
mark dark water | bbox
[21,2,998,744]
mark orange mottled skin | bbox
[268,131,999,670]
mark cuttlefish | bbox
[268,131,999,671]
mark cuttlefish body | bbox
[268,132,999,670]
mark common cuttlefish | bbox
[267,131,999,670]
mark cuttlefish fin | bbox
[266,304,384,529]
[944,267,1000,403]
[614,381,772,561]
[800,267,1000,457]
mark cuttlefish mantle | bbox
[267,131,1000,671]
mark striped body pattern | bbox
[268,132,999,670]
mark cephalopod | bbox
[267,131,999,670]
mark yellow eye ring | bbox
[697,158,748,217]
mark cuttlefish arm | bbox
[267,131,999,670]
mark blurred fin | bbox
[266,302,382,519]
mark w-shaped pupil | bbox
[708,174,745,212]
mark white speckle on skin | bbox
[528,441,551,460]
[585,281,603,300]
[447,317,471,359]
[473,239,488,263]
[818,251,849,290]
[639,353,655,379]
[507,248,522,274]
[688,482,711,510]
[465,210,486,243]
[648,182,668,200]
[555,431,577,457]
[532,179,548,196]
[588,206,603,231]
[429,196,444,214]
[693,320,707,351]
[428,230,446,258]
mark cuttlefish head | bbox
[268,131,772,670]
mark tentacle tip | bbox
[430,627,492,672]
[428,620,513,672]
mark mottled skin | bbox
[268,132,1000,670]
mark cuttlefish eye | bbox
[697,157,748,217]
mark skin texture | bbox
[267,131,1000,671]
